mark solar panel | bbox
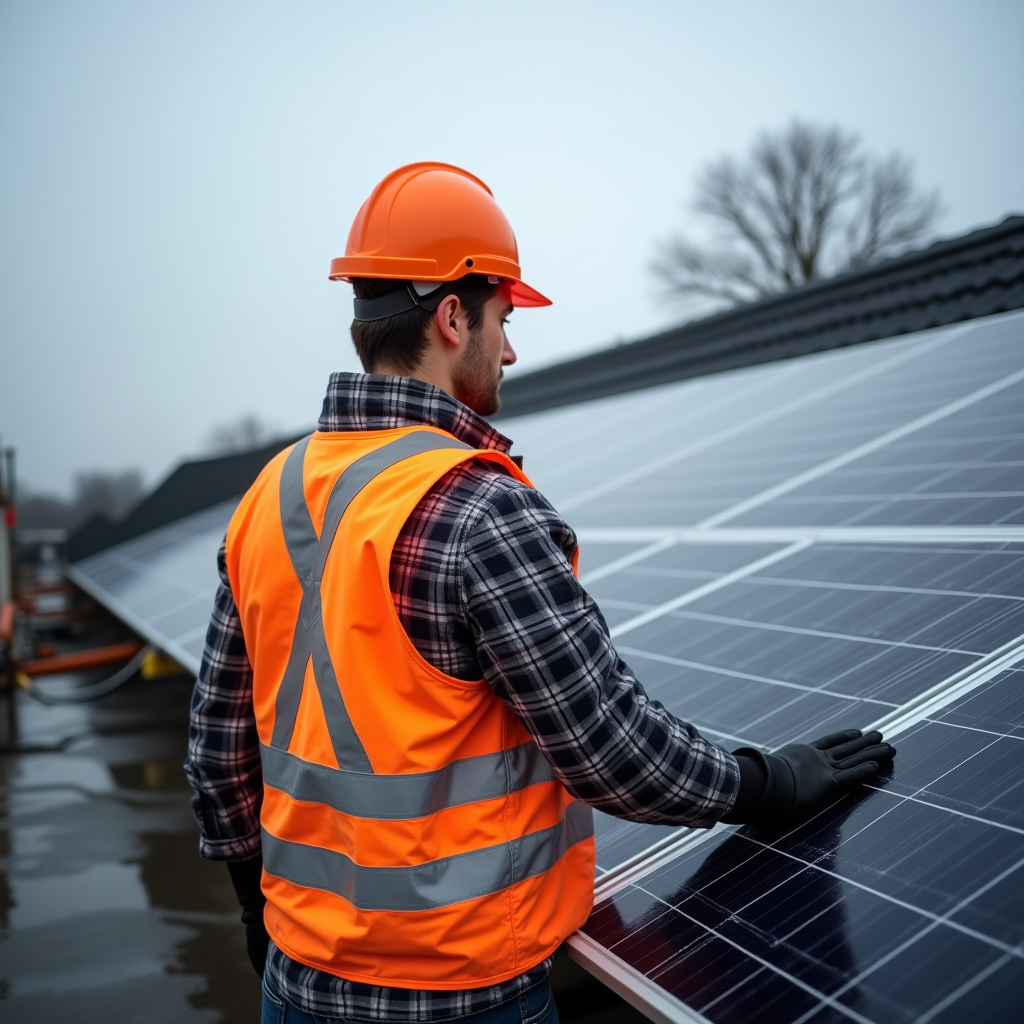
[504,323,943,519]
[580,538,1024,877]
[70,309,1024,1020]
[71,499,236,674]
[577,664,1024,1023]
[508,313,1024,531]
[729,379,1024,529]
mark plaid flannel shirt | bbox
[185,372,739,1021]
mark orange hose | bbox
[19,640,144,677]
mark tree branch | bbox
[652,121,941,309]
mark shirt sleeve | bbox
[462,478,740,828]
[183,539,263,860]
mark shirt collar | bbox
[318,372,513,454]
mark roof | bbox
[68,435,305,561]
[495,214,1024,419]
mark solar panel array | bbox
[71,309,1024,1022]
[72,499,236,673]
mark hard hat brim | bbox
[330,259,553,309]
[509,279,552,308]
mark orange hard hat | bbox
[330,162,551,310]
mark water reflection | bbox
[0,665,259,1022]
[585,791,914,1022]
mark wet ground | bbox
[0,607,261,1022]
[0,604,646,1023]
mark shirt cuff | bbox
[198,831,262,862]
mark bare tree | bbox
[72,469,145,524]
[18,468,145,530]
[652,122,941,308]
[204,414,274,454]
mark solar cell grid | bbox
[585,543,783,626]
[593,816,682,877]
[577,541,654,577]
[743,542,1024,597]
[563,317,1023,532]
[508,356,806,508]
[579,658,1024,1024]
[931,666,1024,737]
[735,381,1024,529]
[613,544,1024,711]
[512,323,938,513]
[581,540,1024,888]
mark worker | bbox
[185,162,895,1024]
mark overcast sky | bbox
[2,0,1022,496]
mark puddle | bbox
[14,754,115,793]
[10,861,148,929]
[0,655,261,1023]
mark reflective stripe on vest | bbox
[259,430,592,912]
[262,800,594,912]
[260,740,555,820]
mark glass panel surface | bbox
[584,668,1024,1022]
[588,542,1024,875]
[505,313,1024,531]
[614,544,1024,742]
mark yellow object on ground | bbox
[141,648,186,679]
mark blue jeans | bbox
[261,972,559,1024]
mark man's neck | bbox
[374,360,456,403]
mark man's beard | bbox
[451,328,502,416]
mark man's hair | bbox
[350,274,499,374]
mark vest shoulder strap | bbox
[272,430,472,769]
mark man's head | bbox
[331,162,552,416]
[350,274,516,416]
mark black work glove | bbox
[723,729,895,831]
[227,855,269,978]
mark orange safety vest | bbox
[225,426,595,989]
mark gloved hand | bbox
[724,729,895,831]
[226,855,270,978]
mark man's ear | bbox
[434,294,464,349]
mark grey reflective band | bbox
[272,436,319,751]
[262,800,594,912]
[278,435,318,583]
[272,431,471,769]
[260,741,556,820]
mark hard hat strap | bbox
[352,275,504,323]
[352,283,450,323]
